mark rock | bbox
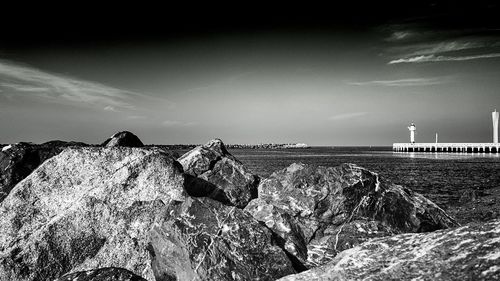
[0,141,88,203]
[102,131,144,147]
[178,139,259,208]
[277,219,500,281]
[54,267,147,281]
[244,163,459,268]
[177,139,231,176]
[148,197,296,280]
[0,147,185,281]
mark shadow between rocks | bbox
[182,174,232,206]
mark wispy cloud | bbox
[0,60,174,111]
[387,31,415,42]
[348,77,447,87]
[389,53,500,64]
[103,105,117,111]
[162,120,198,127]
[328,112,368,121]
[389,41,485,58]
[1,82,51,92]
[382,23,500,65]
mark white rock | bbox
[1,145,12,152]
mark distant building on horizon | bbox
[493,109,499,144]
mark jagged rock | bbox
[0,141,88,203]
[178,139,259,208]
[0,147,185,281]
[177,139,232,176]
[148,197,296,280]
[54,267,147,281]
[277,219,500,281]
[244,163,459,268]
[102,131,144,148]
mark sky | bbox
[1,2,500,145]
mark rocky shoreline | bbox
[0,131,499,280]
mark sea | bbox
[225,147,500,210]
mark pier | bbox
[394,110,499,153]
[393,143,500,153]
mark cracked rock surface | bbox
[244,163,459,268]
[0,147,185,281]
[0,141,88,203]
[278,218,500,281]
[149,196,296,280]
[178,139,259,208]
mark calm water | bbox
[226,147,500,209]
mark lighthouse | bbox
[493,109,499,144]
[408,122,416,143]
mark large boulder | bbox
[0,141,88,203]
[54,267,147,281]
[278,219,500,281]
[148,197,296,280]
[0,147,185,281]
[102,131,144,147]
[178,139,259,208]
[244,163,459,268]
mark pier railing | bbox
[393,143,500,153]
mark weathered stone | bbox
[0,147,185,281]
[102,131,144,147]
[54,267,147,281]
[178,139,259,208]
[245,163,459,268]
[148,197,296,280]
[177,139,233,176]
[245,198,309,268]
[278,219,500,281]
[0,141,88,203]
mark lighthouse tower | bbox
[408,122,416,143]
[493,109,499,144]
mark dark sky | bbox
[1,2,500,145]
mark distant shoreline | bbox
[1,142,393,150]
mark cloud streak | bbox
[389,53,500,64]
[389,41,485,57]
[328,112,368,121]
[0,60,173,111]
[382,24,500,65]
[348,77,447,87]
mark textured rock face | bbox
[178,139,259,208]
[102,131,144,147]
[278,218,500,281]
[177,139,230,176]
[54,267,147,281]
[0,141,88,203]
[0,147,185,281]
[244,163,459,268]
[148,197,296,280]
